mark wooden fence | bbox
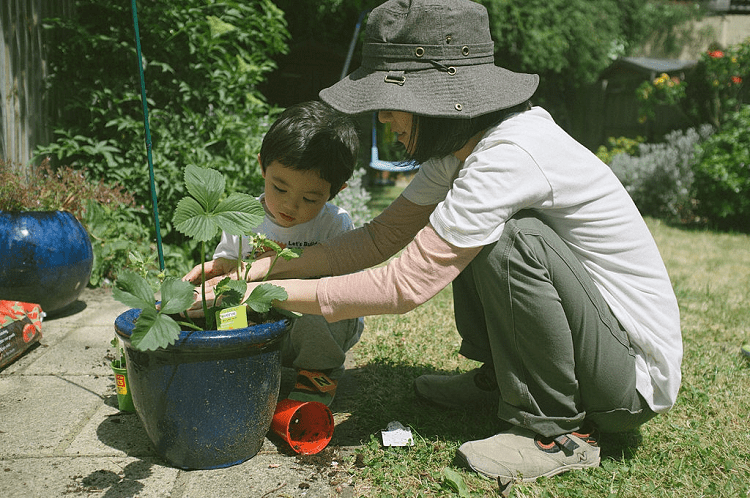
[1,0,74,171]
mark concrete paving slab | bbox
[0,456,179,498]
[0,374,109,457]
[0,288,365,497]
[178,443,355,498]
[17,326,114,377]
[66,402,156,458]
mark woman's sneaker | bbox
[413,365,499,408]
[456,425,600,482]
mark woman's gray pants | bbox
[453,212,655,437]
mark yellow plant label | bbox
[216,305,248,330]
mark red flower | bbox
[731,76,742,84]
[708,50,724,58]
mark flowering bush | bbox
[696,44,748,128]
[333,167,372,228]
[637,39,749,128]
[637,72,687,124]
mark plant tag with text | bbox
[216,305,248,330]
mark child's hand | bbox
[182,258,239,284]
[184,280,268,318]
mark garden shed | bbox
[585,57,698,147]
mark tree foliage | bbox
[476,0,705,127]
[273,0,705,134]
[38,0,290,244]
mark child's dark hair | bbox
[407,101,532,164]
[259,101,359,199]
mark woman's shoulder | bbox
[490,106,556,136]
[480,106,573,151]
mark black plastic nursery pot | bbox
[114,308,291,470]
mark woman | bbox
[187,0,682,483]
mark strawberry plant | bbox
[113,164,297,351]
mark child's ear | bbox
[329,182,347,201]
[258,154,265,178]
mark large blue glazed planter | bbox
[0,211,93,315]
[114,308,291,470]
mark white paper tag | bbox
[381,421,414,447]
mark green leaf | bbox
[279,247,302,261]
[244,283,287,313]
[253,234,279,252]
[173,197,220,241]
[214,277,247,308]
[130,308,181,351]
[184,164,225,212]
[213,192,265,235]
[158,277,196,315]
[207,15,237,38]
[442,468,470,497]
[112,271,156,309]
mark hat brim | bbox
[320,64,539,118]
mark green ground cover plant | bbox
[332,186,750,497]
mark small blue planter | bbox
[0,211,93,315]
[114,308,290,470]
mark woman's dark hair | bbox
[259,101,360,199]
[407,101,532,164]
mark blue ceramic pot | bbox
[114,309,291,470]
[0,211,93,315]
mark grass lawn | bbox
[337,184,750,497]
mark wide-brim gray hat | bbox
[320,0,539,119]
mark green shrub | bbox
[37,0,290,247]
[692,105,750,231]
[84,201,156,287]
[595,135,645,165]
[609,125,713,223]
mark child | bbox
[211,101,363,406]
